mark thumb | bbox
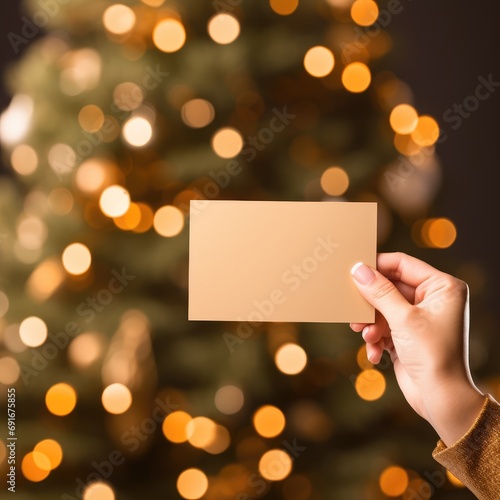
[351,262,411,325]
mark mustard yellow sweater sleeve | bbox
[432,395,500,500]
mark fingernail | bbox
[351,262,375,285]
[362,326,370,339]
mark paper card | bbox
[188,201,377,323]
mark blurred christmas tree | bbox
[0,0,474,499]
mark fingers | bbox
[351,262,412,325]
[377,252,442,288]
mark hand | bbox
[350,252,484,447]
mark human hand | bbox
[350,252,484,446]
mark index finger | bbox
[377,252,443,289]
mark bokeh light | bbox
[133,203,155,233]
[114,202,142,231]
[45,383,77,416]
[0,357,21,385]
[411,115,440,147]
[153,19,186,53]
[423,218,457,248]
[33,439,63,470]
[303,46,335,78]
[101,383,132,414]
[214,385,244,415]
[75,159,108,194]
[113,82,144,111]
[0,290,9,317]
[62,243,92,276]
[83,482,115,500]
[181,99,215,128]
[10,144,38,175]
[350,0,379,26]
[446,470,465,488]
[122,116,153,147]
[379,466,409,497]
[270,0,299,15]
[320,166,349,196]
[393,133,421,156]
[355,369,386,401]
[258,449,293,481]
[102,4,136,35]
[21,452,50,482]
[253,405,286,438]
[177,468,209,499]
[48,187,74,215]
[26,258,65,302]
[153,205,185,237]
[19,316,48,347]
[78,104,104,133]
[204,425,231,454]
[275,343,307,375]
[208,14,240,44]
[211,127,244,158]
[68,332,104,369]
[99,185,131,218]
[186,417,217,448]
[162,411,192,443]
[17,216,47,250]
[342,62,371,93]
[389,104,419,135]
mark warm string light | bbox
[342,62,372,93]
[83,482,115,500]
[177,468,209,499]
[350,0,379,26]
[153,205,185,237]
[253,405,286,438]
[19,316,48,347]
[45,383,77,416]
[303,46,335,78]
[208,14,240,44]
[320,166,350,196]
[258,449,293,481]
[152,19,186,53]
[99,185,131,218]
[122,116,153,147]
[62,243,92,276]
[270,0,299,16]
[274,343,307,375]
[101,383,133,414]
[214,385,244,415]
[379,466,409,496]
[181,99,215,128]
[355,369,386,401]
[103,4,136,36]
[211,127,244,158]
[0,357,21,385]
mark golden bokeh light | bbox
[26,258,65,302]
[21,452,50,482]
[17,216,47,250]
[153,19,186,53]
[11,144,38,175]
[0,357,21,385]
[350,0,379,26]
[83,482,115,500]
[33,439,63,470]
[342,62,371,93]
[113,82,144,111]
[162,411,192,443]
[270,0,299,15]
[141,0,165,5]
[186,417,217,448]
[0,290,9,318]
[75,159,108,194]
[102,4,136,35]
[446,470,465,488]
[214,385,244,415]
[303,46,335,78]
[208,14,240,45]
[181,99,215,128]
[133,203,154,233]
[356,344,373,370]
[389,104,419,135]
[379,466,409,497]
[258,449,293,481]
[211,127,244,158]
[153,205,185,237]
[45,383,77,416]
[19,316,48,348]
[114,202,142,231]
[99,185,131,218]
[204,425,231,454]
[78,105,104,133]
[122,116,153,147]
[424,218,457,249]
[177,468,209,500]
[48,187,74,215]
[253,405,286,438]
[320,166,349,196]
[355,369,386,401]
[101,383,133,414]
[393,133,421,156]
[68,332,104,369]
[275,343,307,375]
[411,115,440,147]
[62,242,92,276]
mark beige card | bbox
[188,201,376,323]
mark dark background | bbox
[2,0,500,303]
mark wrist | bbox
[423,377,484,447]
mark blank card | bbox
[188,201,376,323]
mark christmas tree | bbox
[0,0,477,498]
